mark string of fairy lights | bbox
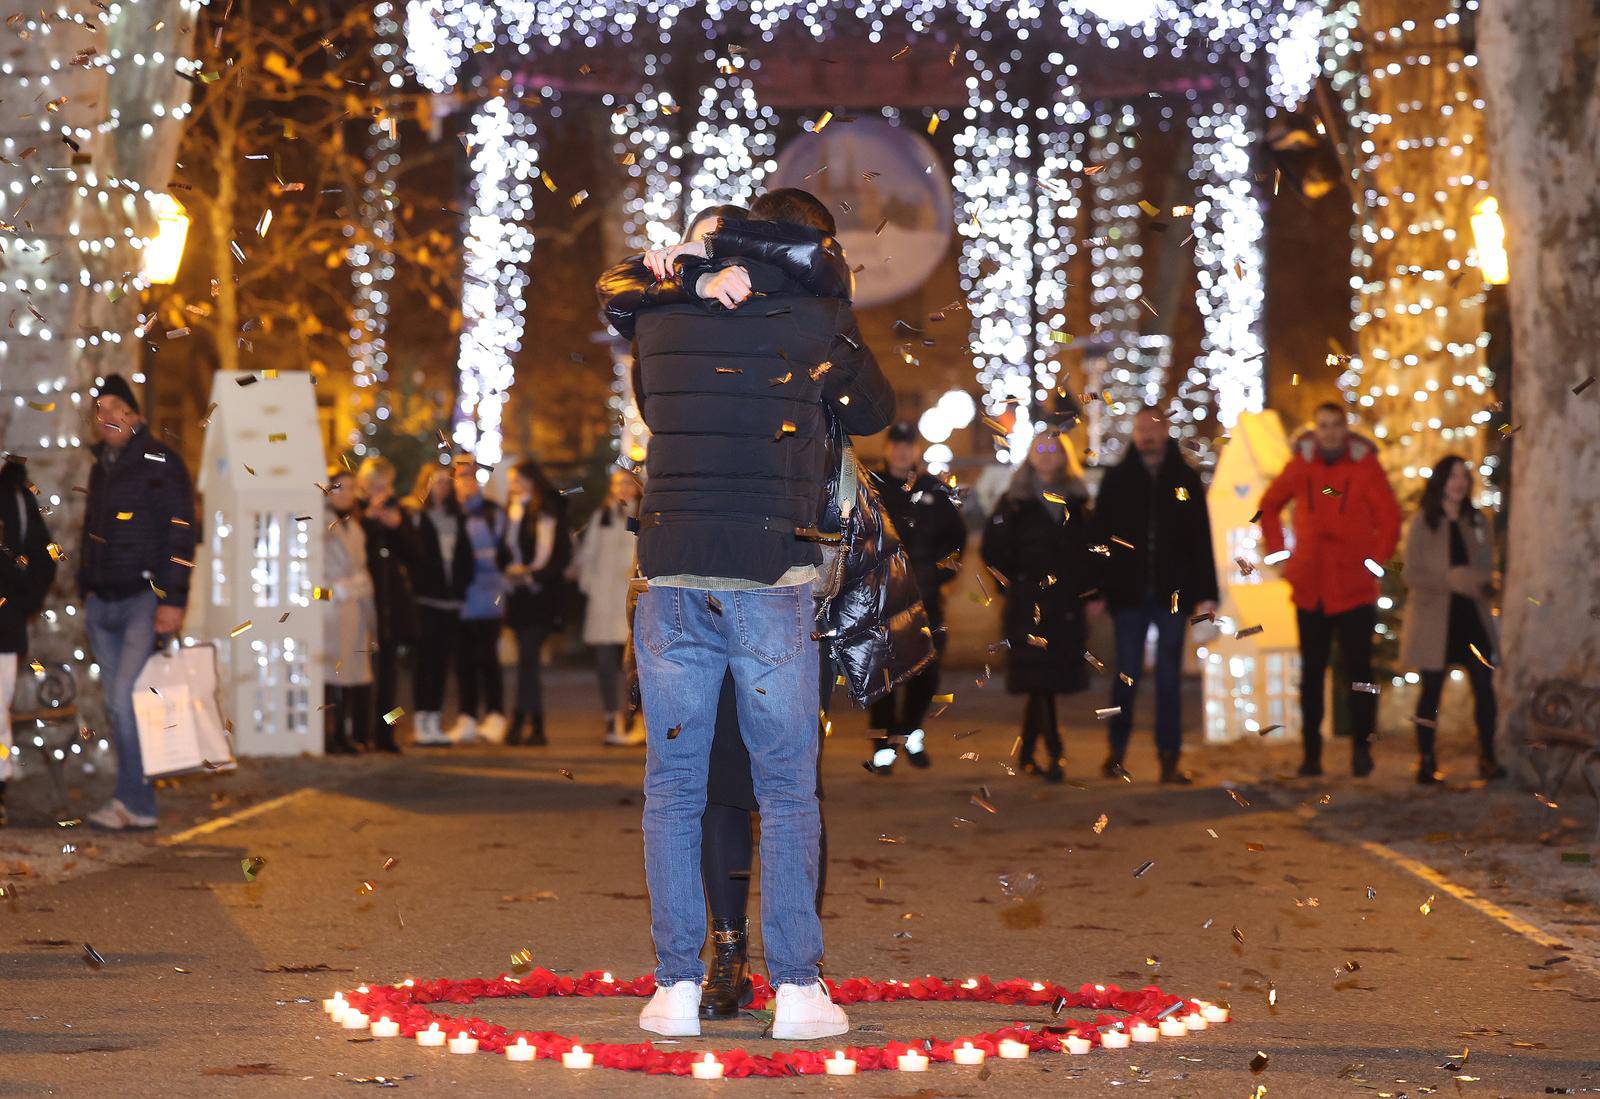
[1,0,203,778]
[1322,0,1494,500]
[347,0,405,453]
[685,51,776,212]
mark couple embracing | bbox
[596,188,894,1039]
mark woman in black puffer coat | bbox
[981,430,1097,783]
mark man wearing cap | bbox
[80,374,196,831]
[866,421,967,773]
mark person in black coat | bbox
[1091,409,1219,783]
[865,421,966,774]
[503,458,573,747]
[0,455,57,826]
[980,429,1097,783]
[358,456,419,753]
[80,375,197,831]
[405,466,463,746]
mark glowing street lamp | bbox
[144,193,191,285]
[1471,196,1509,286]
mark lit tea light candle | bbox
[369,1016,400,1039]
[322,992,347,1016]
[562,1045,595,1069]
[1063,1035,1093,1055]
[449,1031,479,1055]
[997,1038,1030,1060]
[1130,1022,1159,1043]
[962,978,979,989]
[952,1042,986,1066]
[602,972,615,983]
[415,1023,446,1048]
[896,1050,930,1072]
[1030,982,1045,992]
[1200,1003,1230,1023]
[1159,1017,1188,1037]
[1184,1013,1208,1032]
[505,1037,537,1062]
[691,1053,725,1080]
[340,1010,371,1030]
[1101,1028,1131,1049]
[401,979,415,988]
[824,1051,856,1076]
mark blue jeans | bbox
[85,591,160,817]
[1107,596,1187,756]
[634,581,822,987]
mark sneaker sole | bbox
[639,1017,701,1037]
[771,1018,849,1041]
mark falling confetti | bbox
[83,943,106,969]
[1133,860,1155,878]
[241,856,266,882]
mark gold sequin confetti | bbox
[230,620,253,638]
[1175,486,1189,501]
[510,947,533,970]
[382,707,404,726]
[1093,814,1109,834]
[116,511,134,521]
[926,114,939,135]
[383,857,398,872]
[1094,706,1121,719]
[812,110,834,132]
[357,880,376,896]
[241,856,266,882]
[1419,893,1435,916]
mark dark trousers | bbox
[1107,596,1188,757]
[325,684,373,751]
[593,643,624,715]
[413,605,458,712]
[372,642,401,750]
[458,618,504,718]
[1296,603,1377,755]
[513,624,549,716]
[1415,664,1497,759]
[1019,691,1062,769]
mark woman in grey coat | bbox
[323,469,378,755]
[1399,455,1502,783]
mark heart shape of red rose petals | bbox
[322,969,1228,1076]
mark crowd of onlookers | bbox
[0,371,1507,832]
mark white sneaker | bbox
[447,714,478,744]
[604,713,647,747]
[772,981,848,1040]
[87,798,158,832]
[639,979,702,1037]
[478,712,509,745]
[412,712,450,746]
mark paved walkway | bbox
[4,671,1598,1096]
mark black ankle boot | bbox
[1351,740,1374,777]
[1297,743,1323,777]
[1158,750,1192,785]
[1416,753,1441,784]
[700,919,752,1019]
[525,714,547,746]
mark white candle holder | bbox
[1130,1023,1159,1043]
[1063,1035,1093,1055]
[505,1038,537,1062]
[1159,1018,1188,1037]
[448,1033,479,1055]
[691,1054,725,1080]
[1101,1029,1131,1049]
[1184,1013,1208,1032]
[997,1038,1030,1060]
[824,1052,857,1076]
[562,1045,595,1069]
[896,1051,930,1072]
[340,1011,371,1031]
[953,1042,986,1066]
[369,1016,400,1039]
[415,1023,447,1048]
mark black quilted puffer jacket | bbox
[813,415,935,707]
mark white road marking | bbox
[158,788,315,846]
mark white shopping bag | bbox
[134,643,236,778]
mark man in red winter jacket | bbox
[1258,402,1401,777]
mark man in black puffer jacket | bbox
[1091,408,1218,784]
[79,374,197,831]
[607,188,893,1043]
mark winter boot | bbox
[699,919,753,1020]
[1416,753,1441,785]
[1351,739,1375,778]
[1158,750,1192,785]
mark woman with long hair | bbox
[322,468,378,754]
[504,457,573,746]
[980,427,1097,783]
[406,463,462,746]
[573,467,644,745]
[1399,454,1503,782]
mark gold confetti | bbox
[510,946,533,969]
[926,114,939,135]
[267,432,287,443]
[115,511,134,521]
[230,620,253,638]
[1419,893,1435,916]
[1175,486,1189,501]
[241,856,266,882]
[812,110,834,132]
[357,880,376,896]
[382,857,398,872]
[1093,814,1108,834]
[27,400,56,412]
[382,707,404,726]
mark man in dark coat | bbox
[0,455,57,826]
[604,188,894,1042]
[1093,409,1218,784]
[79,374,197,831]
[866,421,966,773]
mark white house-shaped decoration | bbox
[194,371,325,757]
[1201,410,1301,743]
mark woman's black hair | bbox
[684,203,747,238]
[512,458,564,516]
[1420,453,1477,530]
